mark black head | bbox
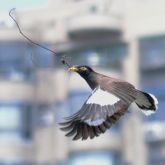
[68,65,94,77]
[68,65,98,89]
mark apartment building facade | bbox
[0,0,165,165]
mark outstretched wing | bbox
[59,87,129,140]
[99,75,137,104]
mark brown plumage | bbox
[60,65,158,140]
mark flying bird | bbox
[60,65,158,140]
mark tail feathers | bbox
[135,90,158,116]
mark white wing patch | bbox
[86,88,120,106]
[141,110,155,116]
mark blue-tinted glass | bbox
[139,36,165,70]
[0,103,32,140]
[31,43,54,67]
[140,69,165,87]
[56,161,67,165]
[0,106,21,129]
[0,159,34,165]
[55,43,127,69]
[139,37,165,121]
[69,151,114,165]
[0,42,29,67]
[0,41,32,80]
[148,141,165,165]
[68,90,90,114]
[0,131,23,141]
[0,41,53,81]
[35,104,55,126]
[54,100,70,123]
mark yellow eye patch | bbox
[80,67,87,71]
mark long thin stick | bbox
[9,8,71,68]
[9,8,57,55]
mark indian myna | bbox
[60,65,158,140]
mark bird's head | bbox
[68,65,94,76]
[68,65,98,89]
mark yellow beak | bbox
[68,66,79,72]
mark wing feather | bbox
[60,87,129,140]
[59,73,139,140]
[99,76,137,104]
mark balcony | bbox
[67,14,122,39]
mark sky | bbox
[0,0,48,12]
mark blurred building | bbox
[0,0,165,165]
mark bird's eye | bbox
[80,67,87,71]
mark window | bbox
[53,90,91,126]
[139,36,165,71]
[69,151,114,165]
[147,141,165,165]
[31,43,54,67]
[54,100,70,123]
[54,90,91,125]
[0,159,34,165]
[139,36,165,121]
[0,103,32,141]
[0,41,32,81]
[0,41,53,81]
[55,43,127,70]
[68,90,90,114]
[0,106,20,129]
[56,161,66,165]
[139,35,165,164]
[35,104,55,126]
